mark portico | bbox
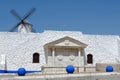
[44,36,87,67]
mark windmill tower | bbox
[18,21,32,33]
[9,8,36,33]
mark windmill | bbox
[9,8,36,33]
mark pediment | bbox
[44,36,87,48]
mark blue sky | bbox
[0,0,120,35]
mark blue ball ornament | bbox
[106,66,114,72]
[66,65,75,73]
[17,68,26,76]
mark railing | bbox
[41,66,96,73]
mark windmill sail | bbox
[9,8,36,33]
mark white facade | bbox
[0,30,120,71]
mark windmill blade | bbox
[32,28,36,32]
[9,8,36,32]
[22,8,36,20]
[9,22,21,32]
[10,10,22,21]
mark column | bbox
[52,48,55,66]
[78,49,81,67]
[81,49,86,72]
[78,49,81,72]
[81,49,86,65]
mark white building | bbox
[0,30,120,72]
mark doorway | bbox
[87,54,93,64]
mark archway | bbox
[33,53,39,63]
[87,54,93,64]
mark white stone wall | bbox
[0,32,46,70]
[117,38,120,56]
[0,31,84,70]
[0,30,119,70]
[84,34,119,65]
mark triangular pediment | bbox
[44,36,87,48]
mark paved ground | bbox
[0,72,120,80]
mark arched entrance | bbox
[87,54,93,64]
[33,53,39,63]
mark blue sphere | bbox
[66,65,75,73]
[17,68,26,76]
[106,66,114,72]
